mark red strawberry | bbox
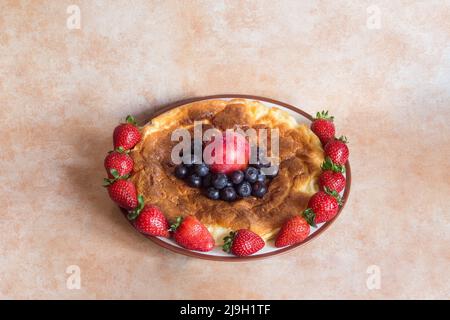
[170,216,215,252]
[113,115,141,151]
[103,173,138,210]
[275,216,310,247]
[324,136,349,165]
[104,150,134,178]
[305,189,342,225]
[319,171,346,193]
[319,158,346,193]
[310,111,335,145]
[223,229,265,256]
[128,198,170,237]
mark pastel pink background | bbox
[0,0,449,299]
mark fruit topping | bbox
[187,173,202,188]
[205,187,220,200]
[211,173,228,190]
[174,164,189,179]
[220,186,237,202]
[128,197,170,238]
[324,136,349,165]
[236,181,252,198]
[223,229,265,256]
[310,110,335,145]
[275,216,310,247]
[244,166,258,183]
[230,170,244,184]
[104,151,134,178]
[251,181,267,198]
[113,115,141,151]
[170,216,215,252]
[206,132,250,174]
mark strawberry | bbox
[319,157,346,193]
[319,171,346,193]
[104,150,134,178]
[113,115,141,151]
[275,216,310,247]
[223,229,265,256]
[103,171,138,210]
[324,136,349,165]
[304,188,343,225]
[310,111,335,145]
[127,197,170,237]
[170,216,215,252]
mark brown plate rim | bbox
[120,94,351,262]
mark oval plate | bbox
[121,94,351,261]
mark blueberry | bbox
[236,181,252,197]
[226,181,234,187]
[202,174,212,188]
[230,170,244,184]
[244,167,258,183]
[220,186,237,202]
[175,165,188,179]
[187,174,202,188]
[252,181,267,198]
[194,163,209,177]
[206,187,220,200]
[256,172,266,183]
[212,173,228,190]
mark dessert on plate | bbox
[103,98,350,257]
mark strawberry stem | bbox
[115,146,125,154]
[102,178,111,187]
[302,208,317,227]
[127,195,145,220]
[110,169,120,179]
[315,110,334,121]
[126,115,137,126]
[321,157,345,173]
[324,187,344,207]
[102,169,130,187]
[337,136,348,144]
[169,216,183,232]
[222,231,236,253]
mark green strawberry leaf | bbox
[315,110,334,121]
[337,136,348,144]
[324,187,344,207]
[115,146,131,154]
[102,178,112,187]
[321,157,345,173]
[126,115,137,126]
[222,231,236,253]
[169,216,183,232]
[127,195,145,220]
[116,146,125,153]
[104,170,130,188]
[110,168,120,179]
[127,211,138,220]
[302,208,316,227]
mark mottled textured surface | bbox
[0,0,449,299]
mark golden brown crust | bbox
[130,99,324,242]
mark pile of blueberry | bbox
[174,148,279,202]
